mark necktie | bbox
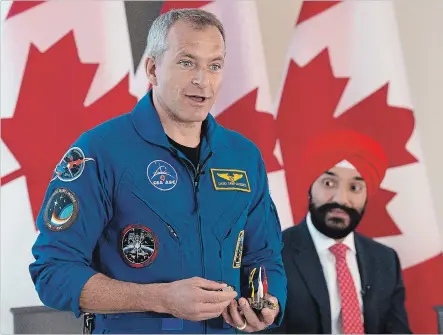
[329,243,364,334]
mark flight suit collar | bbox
[130,90,223,153]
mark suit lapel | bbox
[355,234,377,333]
[290,221,332,333]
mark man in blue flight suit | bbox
[29,8,287,334]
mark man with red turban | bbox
[267,129,411,334]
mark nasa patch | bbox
[147,160,178,191]
[120,224,159,268]
[44,188,79,232]
[51,147,94,182]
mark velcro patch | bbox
[210,169,251,192]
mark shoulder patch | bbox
[44,188,79,232]
[210,169,251,192]
[120,224,159,268]
[51,147,94,182]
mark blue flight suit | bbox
[29,90,287,334]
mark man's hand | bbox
[221,294,279,333]
[158,277,238,322]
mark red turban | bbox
[299,129,388,198]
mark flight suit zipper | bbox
[166,223,179,240]
[171,148,212,333]
[193,152,212,334]
[193,152,213,272]
[177,153,212,271]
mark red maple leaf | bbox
[1,31,138,225]
[215,89,281,172]
[277,49,416,238]
[6,1,45,20]
[296,0,341,25]
[160,1,212,14]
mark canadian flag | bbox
[272,1,443,333]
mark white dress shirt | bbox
[306,212,364,334]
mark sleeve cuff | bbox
[70,267,98,318]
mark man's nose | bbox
[332,187,351,207]
[192,69,209,88]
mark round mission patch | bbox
[120,224,159,268]
[51,147,94,183]
[44,188,79,232]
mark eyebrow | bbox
[211,56,225,62]
[177,52,224,62]
[178,53,196,59]
[324,170,365,181]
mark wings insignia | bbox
[217,173,244,182]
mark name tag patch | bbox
[210,169,251,192]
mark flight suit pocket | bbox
[212,201,249,292]
[115,184,184,282]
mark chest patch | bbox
[147,160,178,191]
[120,224,159,268]
[210,169,251,192]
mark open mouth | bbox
[186,95,207,103]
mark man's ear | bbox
[146,57,158,86]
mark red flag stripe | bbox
[403,254,443,333]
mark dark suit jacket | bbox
[266,220,411,334]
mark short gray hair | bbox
[146,8,226,60]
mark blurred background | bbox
[1,0,443,334]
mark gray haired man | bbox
[29,8,286,334]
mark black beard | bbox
[309,200,365,239]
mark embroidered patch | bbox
[147,160,178,191]
[51,147,94,182]
[120,224,159,268]
[233,230,245,268]
[210,169,251,192]
[44,188,79,232]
